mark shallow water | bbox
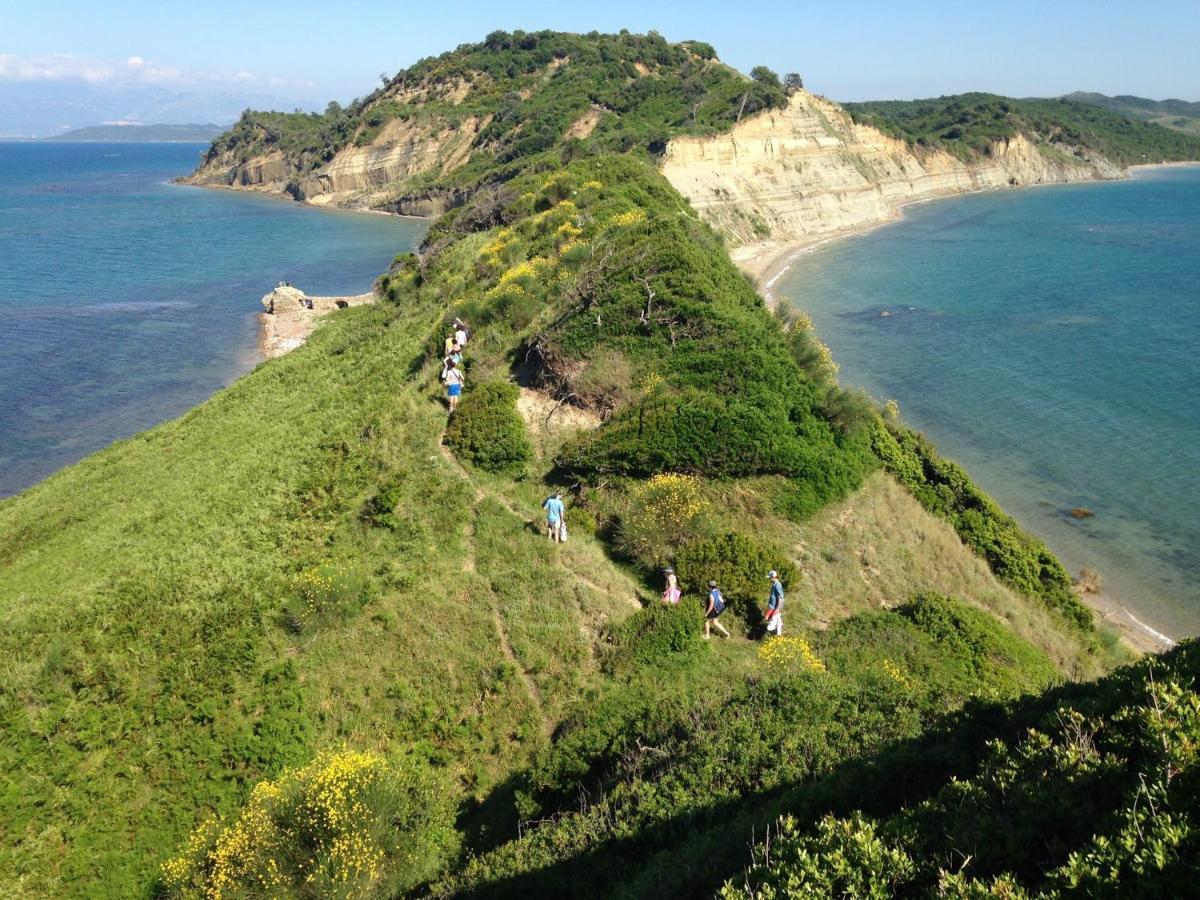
[776,167,1200,639]
[0,142,426,497]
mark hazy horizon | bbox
[3,1,1198,136]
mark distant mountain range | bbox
[1064,91,1200,134]
[41,122,225,142]
[0,81,320,139]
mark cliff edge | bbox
[661,90,1123,254]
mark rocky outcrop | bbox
[187,112,489,210]
[662,91,1124,246]
[259,285,374,358]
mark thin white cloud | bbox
[0,51,310,93]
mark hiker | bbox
[440,343,462,380]
[444,333,457,356]
[704,580,731,639]
[763,570,784,637]
[542,491,565,543]
[662,567,681,605]
[443,359,464,413]
[454,318,470,347]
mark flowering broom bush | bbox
[757,635,826,674]
[160,749,458,899]
[285,562,370,632]
[616,472,711,568]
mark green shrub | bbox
[615,472,712,570]
[674,531,799,628]
[719,814,915,899]
[362,476,407,530]
[161,749,459,898]
[818,594,1058,706]
[612,602,702,668]
[444,381,531,475]
[285,561,371,632]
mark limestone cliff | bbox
[661,91,1124,247]
[185,79,486,213]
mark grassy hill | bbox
[5,30,1194,899]
[1065,91,1200,135]
[845,92,1200,164]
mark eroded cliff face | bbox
[185,81,487,212]
[661,91,1124,245]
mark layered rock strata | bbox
[661,91,1123,246]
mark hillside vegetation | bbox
[1065,91,1200,135]
[4,30,1192,900]
[200,29,788,198]
[846,92,1200,164]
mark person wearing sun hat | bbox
[764,570,784,637]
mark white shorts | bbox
[766,614,782,635]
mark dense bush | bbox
[161,749,459,898]
[819,593,1059,704]
[674,531,800,628]
[611,601,702,668]
[725,651,1200,897]
[872,421,1093,631]
[443,381,531,475]
[615,472,712,568]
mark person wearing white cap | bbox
[764,570,784,636]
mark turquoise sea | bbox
[776,166,1200,640]
[0,142,425,497]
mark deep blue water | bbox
[0,142,425,497]
[776,167,1200,639]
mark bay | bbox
[0,141,426,497]
[776,166,1200,639]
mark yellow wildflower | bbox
[758,636,826,674]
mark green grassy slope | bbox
[0,30,1163,899]
[846,92,1200,164]
[0,292,635,893]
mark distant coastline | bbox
[740,160,1200,306]
[37,123,225,143]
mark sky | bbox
[2,0,1198,107]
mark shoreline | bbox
[733,167,1193,656]
[740,160,1200,304]
[174,178,432,221]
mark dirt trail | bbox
[438,438,548,735]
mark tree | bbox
[379,71,390,86]
[784,72,804,93]
[750,65,781,88]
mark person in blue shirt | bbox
[542,491,565,544]
[764,570,784,637]
[704,580,731,639]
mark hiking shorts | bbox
[447,383,462,397]
[706,607,724,620]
